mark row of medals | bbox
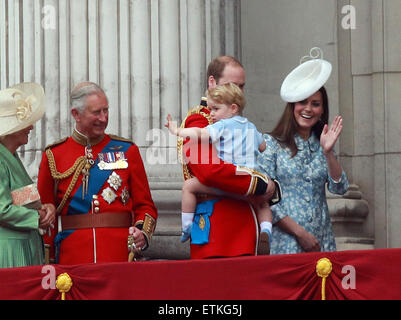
[82,146,130,206]
[83,146,135,262]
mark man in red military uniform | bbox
[179,56,281,258]
[38,82,157,265]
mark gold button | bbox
[94,207,100,213]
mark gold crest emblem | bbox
[199,215,206,230]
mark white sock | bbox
[182,212,194,230]
[260,221,272,234]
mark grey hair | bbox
[70,82,106,113]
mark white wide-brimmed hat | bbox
[280,47,332,103]
[0,82,45,136]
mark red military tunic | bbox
[182,98,269,259]
[38,131,157,265]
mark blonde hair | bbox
[207,83,246,114]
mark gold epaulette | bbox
[44,137,68,150]
[108,134,135,145]
[177,102,213,181]
[186,105,203,117]
[184,106,212,123]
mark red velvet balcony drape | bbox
[1,248,400,300]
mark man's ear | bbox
[208,75,217,89]
[71,109,80,122]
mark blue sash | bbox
[54,139,131,262]
[191,199,218,245]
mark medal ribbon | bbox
[67,140,130,214]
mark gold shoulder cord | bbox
[46,148,86,214]
[177,106,213,181]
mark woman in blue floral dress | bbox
[258,53,349,254]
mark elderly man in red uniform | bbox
[38,82,157,264]
[180,56,281,258]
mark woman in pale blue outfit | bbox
[258,51,349,254]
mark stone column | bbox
[333,0,373,249]
[371,0,401,249]
[335,0,401,249]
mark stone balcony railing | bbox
[329,184,373,251]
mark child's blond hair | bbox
[207,83,246,115]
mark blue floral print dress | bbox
[258,133,349,255]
